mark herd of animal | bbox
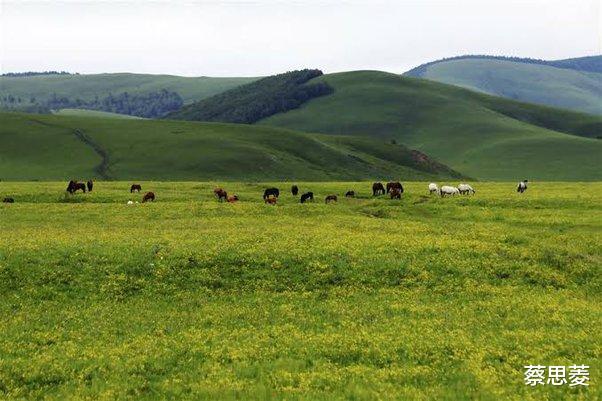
[0,180,530,204]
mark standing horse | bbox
[372,182,385,196]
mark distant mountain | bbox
[403,55,602,115]
[0,73,258,116]
[0,111,463,181]
[259,71,602,181]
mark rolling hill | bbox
[0,73,259,117]
[404,55,602,115]
[0,112,463,181]
[259,71,602,181]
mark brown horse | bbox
[142,192,155,202]
[325,195,338,203]
[213,188,228,202]
[386,181,403,194]
[390,188,402,199]
[130,184,142,193]
[372,182,385,196]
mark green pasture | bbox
[0,181,599,400]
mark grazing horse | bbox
[300,192,314,203]
[227,195,239,203]
[142,192,155,203]
[291,185,299,196]
[263,187,280,200]
[386,181,403,194]
[265,195,277,205]
[517,180,528,193]
[390,188,402,199]
[130,184,142,193]
[87,180,94,192]
[213,188,228,202]
[345,190,355,198]
[67,180,86,194]
[2,197,14,203]
[372,182,386,196]
[325,195,338,204]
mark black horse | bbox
[67,180,86,194]
[263,187,280,200]
[291,185,299,196]
[300,192,314,203]
[372,182,385,196]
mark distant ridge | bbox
[405,54,602,77]
[403,55,602,115]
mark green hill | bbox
[167,69,333,123]
[0,112,463,181]
[260,71,602,181]
[0,73,259,117]
[404,55,602,115]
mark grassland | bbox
[0,73,258,105]
[54,109,144,119]
[404,57,602,115]
[0,112,462,181]
[261,71,602,181]
[0,181,599,400]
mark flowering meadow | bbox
[0,181,599,400]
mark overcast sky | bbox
[1,0,600,76]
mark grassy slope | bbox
[0,181,599,400]
[261,71,602,181]
[54,109,144,119]
[405,58,602,115]
[0,73,258,104]
[0,112,462,181]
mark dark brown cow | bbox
[130,184,142,193]
[372,182,385,196]
[87,180,94,192]
[325,195,338,204]
[213,188,228,202]
[142,192,155,203]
